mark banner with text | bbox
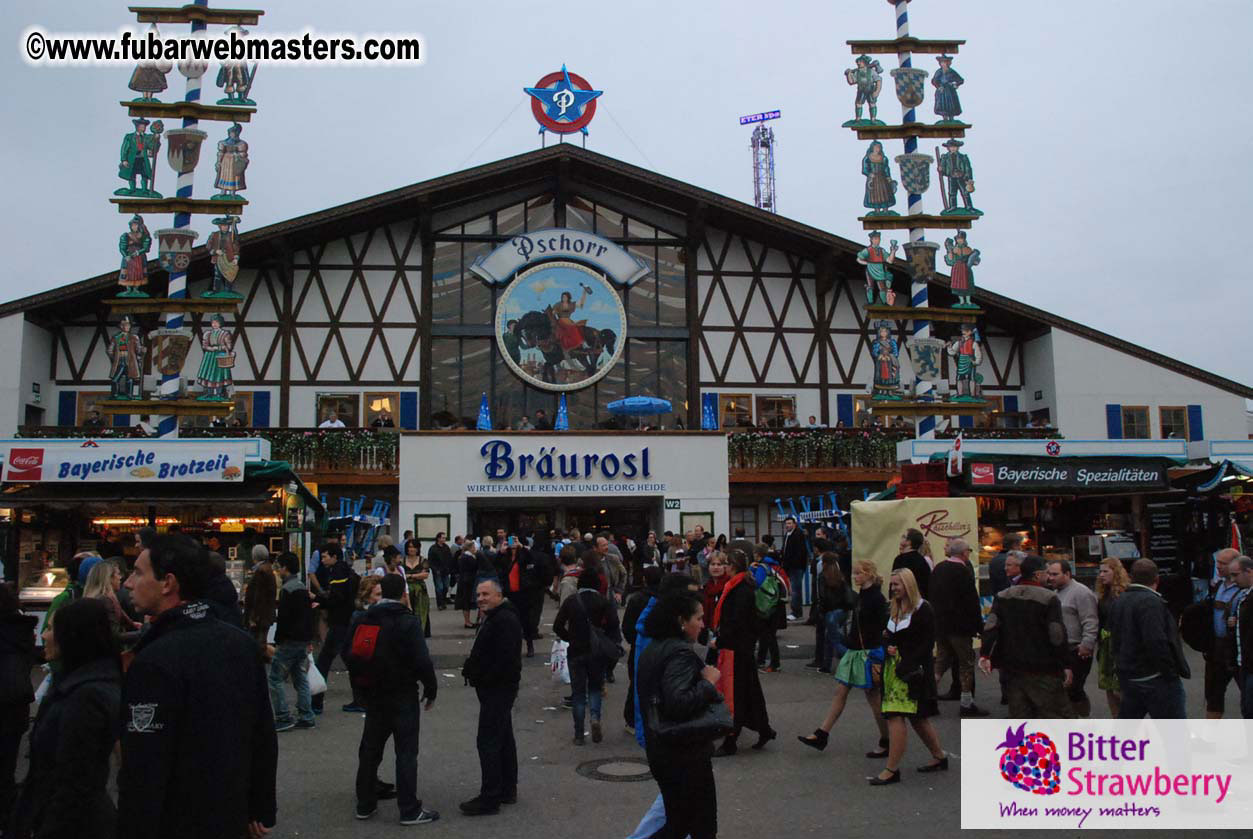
[964,457,1171,494]
[851,497,979,581]
[0,440,248,483]
[961,719,1253,830]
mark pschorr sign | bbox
[469,228,651,286]
[0,440,249,483]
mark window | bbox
[76,391,111,426]
[1121,406,1150,439]
[1158,406,1187,439]
[179,392,252,429]
[730,506,758,541]
[754,395,797,429]
[364,392,400,428]
[317,393,360,427]
[718,394,752,428]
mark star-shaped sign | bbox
[524,66,603,135]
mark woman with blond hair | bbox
[870,568,946,785]
[1094,558,1130,717]
[81,560,138,634]
[798,559,889,756]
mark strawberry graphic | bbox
[995,723,1061,795]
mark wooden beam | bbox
[106,297,242,315]
[130,5,263,25]
[685,204,706,429]
[846,37,964,55]
[418,206,434,430]
[119,100,255,123]
[859,214,973,230]
[93,399,235,417]
[851,123,970,141]
[111,197,246,216]
[866,305,983,323]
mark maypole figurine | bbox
[216,27,258,105]
[115,118,163,197]
[212,123,249,200]
[870,321,902,400]
[205,216,243,298]
[107,315,144,400]
[862,141,898,216]
[946,323,984,402]
[117,215,152,297]
[932,55,964,125]
[196,313,235,401]
[128,26,172,102]
[943,231,980,308]
[842,55,885,127]
[936,138,981,216]
[857,231,898,305]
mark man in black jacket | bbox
[351,574,439,825]
[312,545,359,713]
[929,538,988,717]
[978,555,1073,719]
[891,528,932,599]
[987,533,1022,596]
[779,516,809,620]
[119,534,277,839]
[460,579,522,816]
[427,532,454,610]
[1109,559,1190,719]
[269,552,316,732]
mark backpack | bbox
[754,566,787,620]
[345,611,406,693]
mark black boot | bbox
[798,729,829,751]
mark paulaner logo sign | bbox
[962,720,1249,830]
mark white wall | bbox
[1049,330,1247,439]
[1021,331,1057,423]
[0,316,54,433]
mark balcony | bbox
[727,428,910,483]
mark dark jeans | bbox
[356,693,422,818]
[1242,672,1253,720]
[1118,674,1186,719]
[1064,648,1094,717]
[526,588,545,640]
[506,592,535,643]
[623,646,637,728]
[646,752,716,839]
[475,686,518,803]
[433,569,449,607]
[0,712,26,829]
[787,568,805,618]
[313,622,352,710]
[822,609,848,669]
[569,654,604,736]
[756,627,779,669]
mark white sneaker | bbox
[786,614,800,621]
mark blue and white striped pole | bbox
[155,0,208,439]
[894,0,936,439]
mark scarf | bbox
[712,572,748,631]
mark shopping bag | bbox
[550,639,570,685]
[307,652,328,695]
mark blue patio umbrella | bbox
[476,392,492,431]
[554,394,569,430]
[701,393,718,430]
[607,396,673,416]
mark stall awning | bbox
[2,459,325,524]
[1171,459,1253,494]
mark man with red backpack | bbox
[347,574,439,826]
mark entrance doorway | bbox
[564,504,654,541]
[466,499,662,542]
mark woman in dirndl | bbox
[1095,558,1129,717]
[196,313,233,400]
[797,559,890,756]
[402,539,432,638]
[871,568,947,785]
[861,141,897,213]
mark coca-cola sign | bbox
[5,448,43,481]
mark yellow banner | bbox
[850,497,980,583]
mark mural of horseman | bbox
[516,296,617,383]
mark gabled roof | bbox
[6,144,1251,398]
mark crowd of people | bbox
[0,517,1248,837]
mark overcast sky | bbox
[4,0,1251,392]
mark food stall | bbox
[0,438,324,627]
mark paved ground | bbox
[264,603,1236,838]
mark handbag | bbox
[646,694,734,747]
[550,639,571,685]
[572,591,623,664]
[306,652,327,695]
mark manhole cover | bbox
[575,757,653,782]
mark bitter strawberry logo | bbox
[996,722,1061,795]
[6,448,44,481]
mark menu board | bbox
[1147,503,1183,565]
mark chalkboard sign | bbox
[1147,503,1183,565]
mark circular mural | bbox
[496,260,626,392]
